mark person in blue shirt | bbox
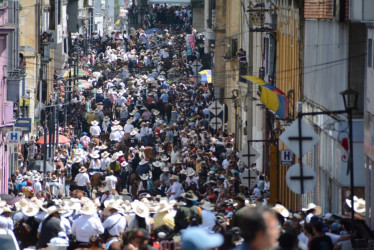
[17,176,27,192]
[160,90,169,103]
[161,81,170,89]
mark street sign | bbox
[279,118,319,158]
[191,60,203,74]
[238,144,260,167]
[15,118,32,132]
[241,168,257,189]
[209,100,224,116]
[280,150,294,166]
[80,56,89,65]
[8,131,20,144]
[209,117,223,130]
[286,163,316,194]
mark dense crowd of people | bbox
[4,4,367,250]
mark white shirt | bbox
[105,175,118,190]
[90,160,101,170]
[90,125,101,137]
[33,181,42,194]
[222,159,230,169]
[72,215,104,243]
[170,151,179,164]
[101,157,111,171]
[124,124,134,134]
[201,210,216,232]
[110,130,122,142]
[186,176,199,189]
[140,127,148,136]
[61,216,72,235]
[75,173,90,186]
[102,212,127,236]
[0,216,13,230]
[167,181,184,200]
[298,232,309,246]
[46,181,62,197]
[102,120,110,133]
[264,181,270,191]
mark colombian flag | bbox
[199,70,212,83]
[242,75,288,120]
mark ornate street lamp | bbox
[340,87,359,232]
[340,87,359,110]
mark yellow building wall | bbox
[224,0,241,136]
[19,0,39,133]
[271,7,302,211]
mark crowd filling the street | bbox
[3,3,370,250]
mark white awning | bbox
[148,0,191,5]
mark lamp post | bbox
[340,87,359,229]
[296,87,358,229]
[232,89,240,151]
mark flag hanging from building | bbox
[115,19,121,27]
[243,75,289,120]
[259,84,288,119]
[199,70,212,83]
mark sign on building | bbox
[241,168,257,189]
[8,131,20,144]
[280,150,294,166]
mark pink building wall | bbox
[0,8,10,193]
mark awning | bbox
[148,0,191,4]
[243,75,288,119]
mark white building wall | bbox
[304,20,349,111]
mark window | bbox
[368,39,372,68]
[231,38,238,58]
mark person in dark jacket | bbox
[36,206,62,248]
